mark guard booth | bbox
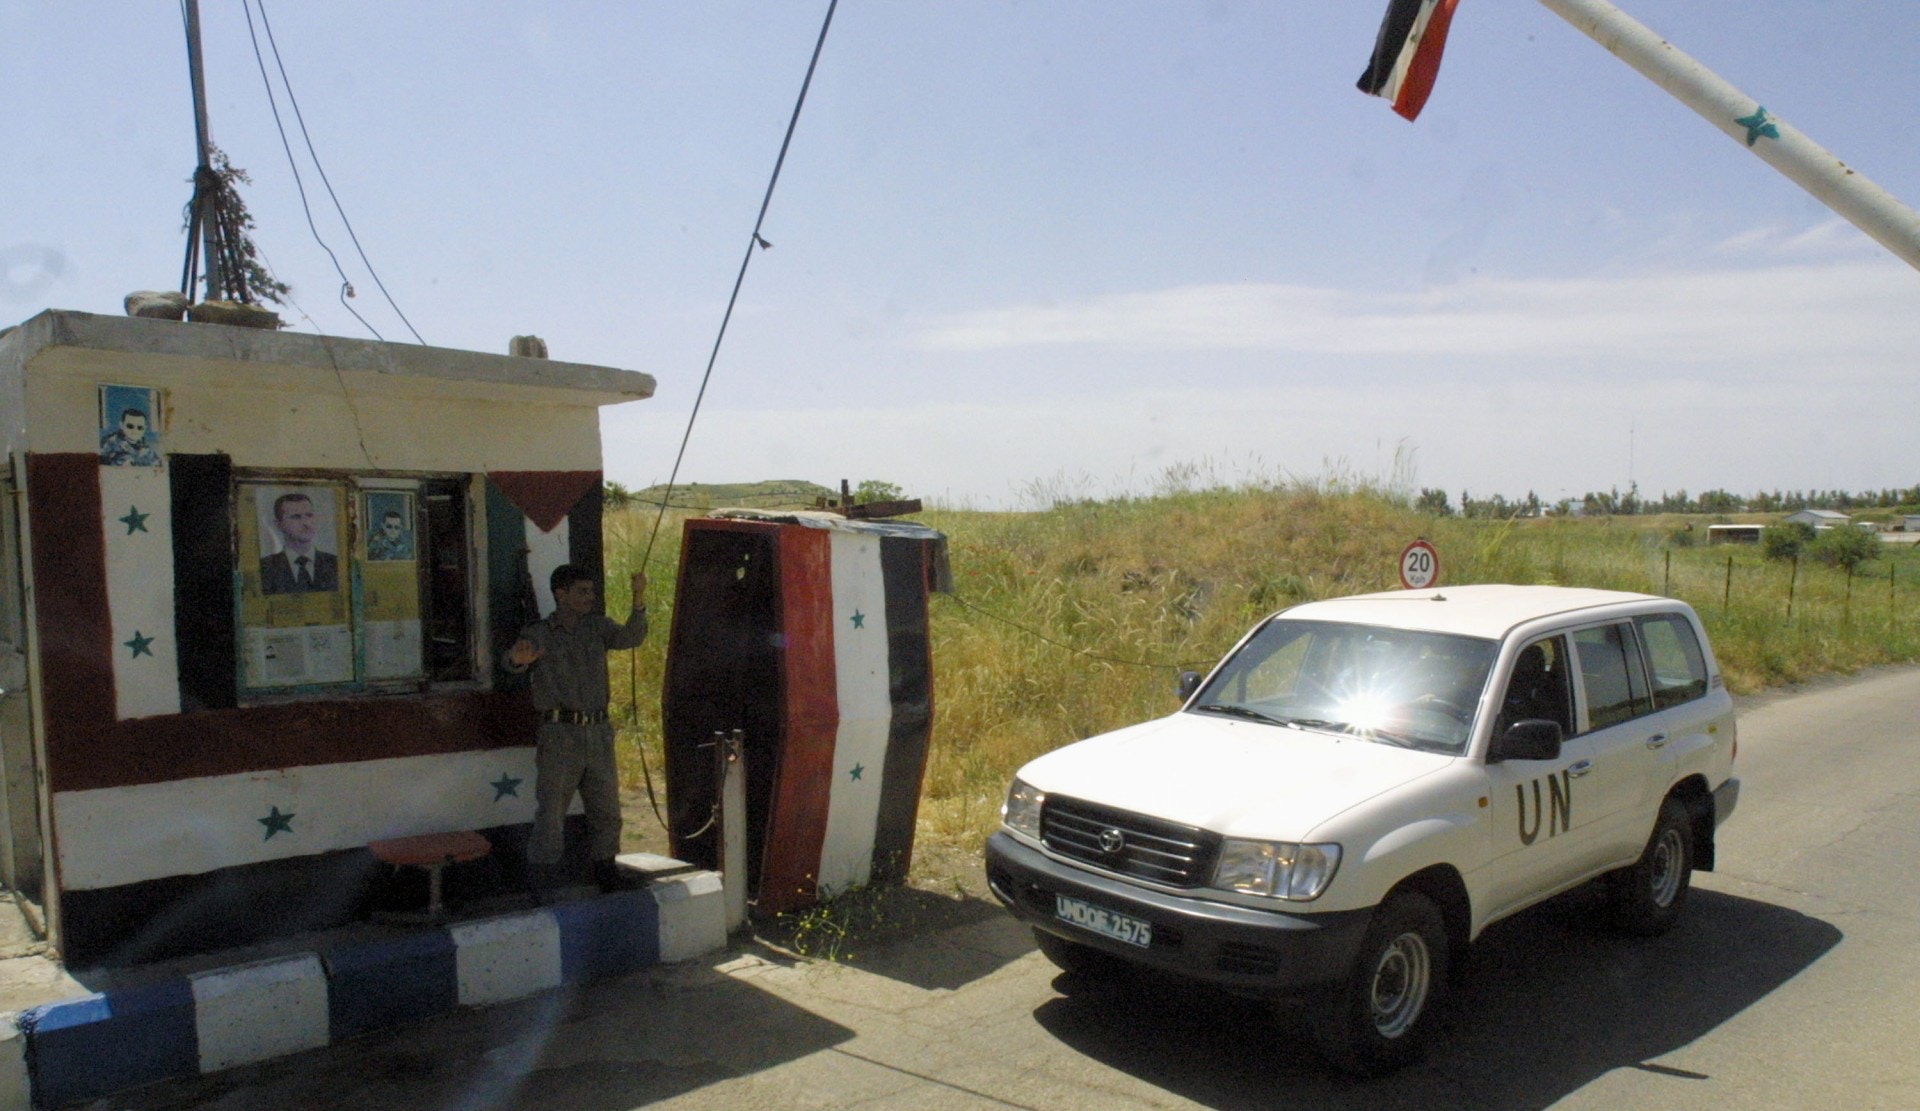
[0,309,654,965]
[662,510,949,915]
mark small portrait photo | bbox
[98,385,162,467]
[255,484,342,595]
[364,491,416,562]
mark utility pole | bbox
[181,0,222,301]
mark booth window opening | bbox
[233,470,474,697]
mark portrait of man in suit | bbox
[260,490,340,594]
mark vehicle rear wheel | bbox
[1310,891,1449,1076]
[1613,795,1693,936]
[1032,927,1129,978]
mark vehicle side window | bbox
[1637,613,1710,708]
[1495,635,1573,736]
[1572,622,1651,731]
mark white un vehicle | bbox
[987,584,1739,1075]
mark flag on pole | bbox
[1358,0,1462,121]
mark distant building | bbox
[1707,524,1763,545]
[1784,509,1850,530]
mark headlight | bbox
[1212,840,1341,901]
[1001,778,1045,840]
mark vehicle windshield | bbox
[1189,619,1497,754]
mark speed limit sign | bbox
[1399,539,1440,590]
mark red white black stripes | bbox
[1358,0,1462,121]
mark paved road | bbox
[118,667,1920,1110]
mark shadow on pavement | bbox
[1031,887,1841,1110]
[105,958,856,1111]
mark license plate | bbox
[1054,895,1152,949]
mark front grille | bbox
[1041,795,1218,887]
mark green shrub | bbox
[1762,521,1815,561]
[1811,525,1880,570]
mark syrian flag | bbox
[1358,0,1462,121]
[757,526,935,912]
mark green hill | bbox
[621,479,836,511]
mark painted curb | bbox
[15,869,724,1108]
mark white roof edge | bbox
[2,309,655,402]
[1278,583,1673,641]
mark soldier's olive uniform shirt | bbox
[510,606,649,713]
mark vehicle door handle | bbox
[1567,759,1593,778]
[1645,733,1670,749]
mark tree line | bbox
[1417,483,1920,520]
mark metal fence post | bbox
[1787,555,1798,622]
[1724,555,1733,614]
[716,728,749,931]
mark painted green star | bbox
[491,773,523,801]
[118,506,150,534]
[124,630,154,658]
[1735,106,1779,147]
[849,763,865,782]
[849,609,866,629]
[258,806,295,840]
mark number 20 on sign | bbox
[1400,539,1440,590]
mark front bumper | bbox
[986,831,1372,997]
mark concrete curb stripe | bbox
[650,871,728,963]
[552,891,659,984]
[21,979,197,1106]
[451,910,563,1006]
[0,1012,27,1111]
[324,930,457,1040]
[189,954,329,1073]
[13,870,726,1107]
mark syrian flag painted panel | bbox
[99,461,181,719]
[525,515,571,619]
[755,527,936,913]
[53,746,552,890]
[1358,0,1461,121]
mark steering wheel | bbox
[1413,693,1470,722]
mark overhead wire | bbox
[629,0,841,836]
[238,0,384,340]
[238,0,426,344]
[640,0,840,569]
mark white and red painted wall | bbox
[0,310,654,965]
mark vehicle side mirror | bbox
[1490,719,1563,762]
[1175,670,1203,702]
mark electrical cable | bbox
[252,0,427,344]
[628,0,841,838]
[640,0,840,570]
[240,0,385,340]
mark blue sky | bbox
[4,2,1916,509]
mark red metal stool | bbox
[369,831,492,923]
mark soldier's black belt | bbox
[542,708,609,725]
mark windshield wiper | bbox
[1191,703,1287,726]
[1277,717,1351,734]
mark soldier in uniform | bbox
[502,563,649,895]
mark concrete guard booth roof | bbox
[0,310,655,966]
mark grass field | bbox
[597,481,1920,876]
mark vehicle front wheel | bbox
[1032,927,1129,979]
[1310,891,1449,1076]
[1613,795,1693,936]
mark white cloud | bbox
[914,254,1920,365]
